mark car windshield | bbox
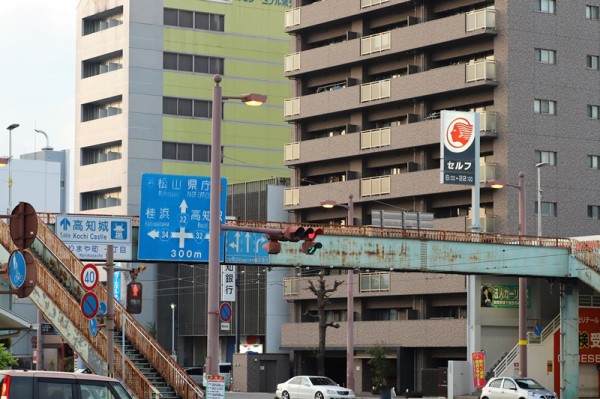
[309,377,337,386]
[515,378,544,389]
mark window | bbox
[163,97,212,118]
[587,55,599,69]
[163,52,224,75]
[81,141,122,165]
[162,142,214,163]
[588,155,600,169]
[81,188,122,211]
[588,105,599,119]
[359,272,390,292]
[83,7,123,35]
[534,0,555,13]
[589,205,600,219]
[534,48,556,64]
[535,150,557,165]
[587,5,600,20]
[534,99,556,115]
[535,201,558,216]
[164,8,224,32]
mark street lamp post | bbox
[488,172,527,377]
[6,124,19,214]
[207,75,266,376]
[535,163,548,236]
[171,303,176,357]
[321,194,355,390]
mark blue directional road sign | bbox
[225,231,269,264]
[8,251,26,289]
[138,174,227,262]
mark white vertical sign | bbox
[221,265,236,302]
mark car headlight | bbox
[527,392,538,397]
[326,389,337,394]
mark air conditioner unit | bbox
[106,151,121,161]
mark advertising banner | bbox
[472,351,486,389]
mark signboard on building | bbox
[138,173,227,262]
[440,111,479,185]
[206,375,225,399]
[221,265,236,302]
[56,215,132,261]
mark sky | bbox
[0,2,76,158]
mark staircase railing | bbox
[3,216,203,399]
[492,343,518,377]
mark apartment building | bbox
[281,0,600,394]
[75,0,290,359]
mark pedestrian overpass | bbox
[1,216,597,399]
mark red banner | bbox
[472,351,486,389]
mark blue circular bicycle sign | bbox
[8,250,26,289]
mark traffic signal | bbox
[301,240,323,255]
[262,239,282,254]
[126,281,143,314]
[301,227,324,255]
[282,226,308,242]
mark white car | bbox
[276,376,355,399]
[480,376,557,399]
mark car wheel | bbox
[282,391,290,399]
[315,392,324,399]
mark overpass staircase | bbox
[0,216,203,399]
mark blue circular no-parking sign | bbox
[8,250,26,289]
[220,302,232,323]
[81,292,99,320]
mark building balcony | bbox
[280,318,467,349]
[284,63,497,121]
[284,11,496,77]
[284,169,466,211]
[285,0,409,32]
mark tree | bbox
[305,270,344,376]
[0,343,17,370]
[367,343,392,393]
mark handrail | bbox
[493,343,518,377]
[16,216,203,399]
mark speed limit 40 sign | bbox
[80,263,99,291]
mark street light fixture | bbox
[488,172,528,377]
[34,129,54,151]
[6,124,19,214]
[207,74,266,376]
[535,163,548,236]
[321,194,355,390]
[171,303,176,357]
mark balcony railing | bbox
[481,162,496,183]
[284,187,300,206]
[284,142,300,161]
[285,8,300,28]
[360,79,391,102]
[361,0,390,8]
[466,60,496,82]
[360,176,391,196]
[361,31,391,55]
[284,98,301,117]
[361,127,391,150]
[283,277,300,295]
[284,53,300,72]
[480,111,497,132]
[466,8,496,31]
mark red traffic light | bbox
[304,227,324,241]
[127,281,143,314]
